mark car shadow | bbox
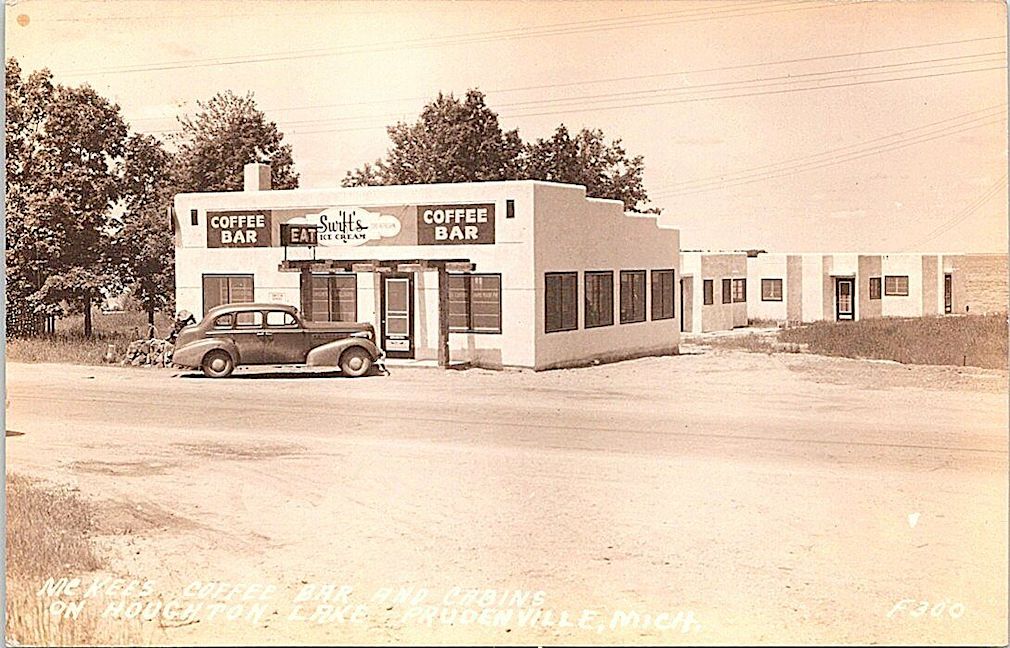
[177,369,385,380]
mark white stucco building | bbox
[173,164,681,371]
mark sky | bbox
[5,0,1008,252]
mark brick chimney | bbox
[243,163,272,191]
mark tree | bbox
[118,133,176,326]
[344,90,522,186]
[34,84,129,337]
[520,125,656,213]
[342,89,656,212]
[173,90,298,192]
[5,58,128,338]
[5,58,57,336]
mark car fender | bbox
[172,338,240,368]
[306,338,382,367]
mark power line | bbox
[650,116,1005,200]
[124,34,1005,124]
[279,64,1006,136]
[651,104,1007,192]
[490,51,1006,111]
[902,175,1008,250]
[62,0,829,76]
[135,55,1007,137]
[128,34,1010,126]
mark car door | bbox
[230,310,266,364]
[261,310,308,364]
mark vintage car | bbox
[172,303,384,378]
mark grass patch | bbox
[5,473,146,646]
[6,311,173,366]
[780,314,1008,370]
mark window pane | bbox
[213,314,233,329]
[546,275,562,333]
[448,275,469,331]
[266,311,297,327]
[703,280,714,305]
[230,276,254,303]
[562,274,578,330]
[235,311,262,327]
[586,272,613,328]
[621,271,646,323]
[652,270,674,320]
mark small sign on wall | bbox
[207,211,271,247]
[417,203,495,245]
[280,223,319,246]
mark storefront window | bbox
[585,271,614,328]
[651,269,675,320]
[545,272,578,333]
[620,270,646,324]
[449,274,502,334]
[310,274,357,322]
[202,274,254,316]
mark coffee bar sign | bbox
[417,203,495,245]
[206,210,271,248]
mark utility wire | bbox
[901,175,1008,251]
[651,104,1007,193]
[124,34,1006,124]
[279,64,1006,136]
[651,116,1005,200]
[63,0,828,76]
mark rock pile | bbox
[120,338,175,367]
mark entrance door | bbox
[680,277,693,332]
[382,274,414,358]
[835,278,855,321]
[944,273,952,314]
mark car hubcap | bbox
[211,358,226,372]
[349,357,363,371]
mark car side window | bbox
[266,311,298,328]
[235,311,263,328]
[213,314,234,329]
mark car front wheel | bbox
[339,347,373,377]
[202,350,235,378]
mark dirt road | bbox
[5,348,1008,645]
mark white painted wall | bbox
[800,254,824,323]
[880,254,924,317]
[532,183,680,370]
[746,254,788,322]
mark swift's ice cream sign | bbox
[417,203,495,245]
[206,211,271,248]
[289,208,402,247]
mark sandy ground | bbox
[5,346,1008,645]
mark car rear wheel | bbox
[202,350,235,378]
[339,347,372,377]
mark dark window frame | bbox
[732,278,747,303]
[620,270,647,324]
[448,273,503,334]
[703,279,714,306]
[202,273,255,316]
[651,269,676,321]
[584,271,615,329]
[545,272,579,333]
[869,277,882,300]
[761,278,783,302]
[721,278,733,304]
[884,275,910,296]
[309,273,358,323]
